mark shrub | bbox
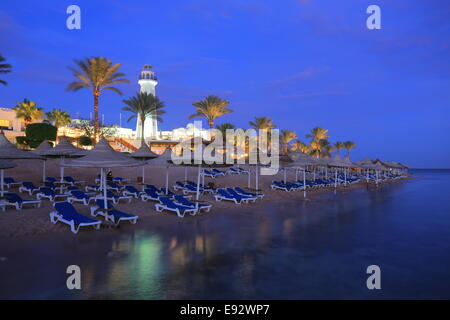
[25,122,57,148]
[79,135,93,146]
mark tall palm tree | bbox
[291,140,311,154]
[67,57,129,142]
[122,92,166,143]
[13,99,44,127]
[280,130,298,154]
[334,141,344,156]
[46,109,72,131]
[249,116,276,131]
[189,95,232,128]
[0,54,12,86]
[343,141,356,156]
[306,127,330,142]
[306,127,330,158]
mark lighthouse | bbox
[136,65,158,140]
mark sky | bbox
[0,0,449,168]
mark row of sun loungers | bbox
[202,167,250,178]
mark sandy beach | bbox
[0,158,386,239]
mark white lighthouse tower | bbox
[136,65,158,140]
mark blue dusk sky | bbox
[0,0,449,168]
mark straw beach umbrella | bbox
[0,160,17,196]
[62,139,141,209]
[287,151,318,197]
[130,141,158,186]
[0,133,44,194]
[45,136,86,188]
[32,139,53,182]
[147,148,173,195]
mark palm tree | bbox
[67,57,129,142]
[249,116,276,131]
[46,109,72,133]
[334,141,344,156]
[280,130,298,154]
[343,141,356,156]
[0,54,12,86]
[291,140,311,154]
[122,92,166,143]
[306,127,330,142]
[189,95,232,129]
[13,99,44,127]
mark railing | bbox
[113,137,138,152]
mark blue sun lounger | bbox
[50,202,101,234]
[68,190,96,205]
[36,187,69,202]
[270,181,292,192]
[4,177,21,188]
[211,168,226,176]
[214,188,251,204]
[173,195,212,212]
[226,188,257,202]
[141,188,167,202]
[234,187,264,199]
[226,168,241,175]
[19,182,40,195]
[155,196,198,218]
[64,176,85,186]
[104,190,132,204]
[112,177,130,184]
[4,192,42,210]
[122,185,144,198]
[90,199,138,226]
[85,185,101,192]
[202,169,221,178]
[107,181,124,192]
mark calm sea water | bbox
[1,169,449,299]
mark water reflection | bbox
[1,170,449,299]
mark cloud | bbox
[270,66,330,85]
[280,90,347,99]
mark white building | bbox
[136,65,158,140]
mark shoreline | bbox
[0,163,411,240]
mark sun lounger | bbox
[90,199,138,226]
[64,176,85,186]
[202,169,221,178]
[3,192,42,210]
[211,168,226,176]
[155,196,197,218]
[68,190,96,205]
[226,188,257,202]
[226,168,241,175]
[214,188,251,204]
[173,181,187,191]
[141,188,165,201]
[122,185,144,198]
[270,181,296,192]
[4,177,21,188]
[173,195,212,212]
[36,187,69,202]
[237,168,250,174]
[112,177,130,184]
[19,182,40,195]
[107,181,124,192]
[85,185,101,192]
[50,202,101,234]
[234,187,264,199]
[104,190,132,204]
